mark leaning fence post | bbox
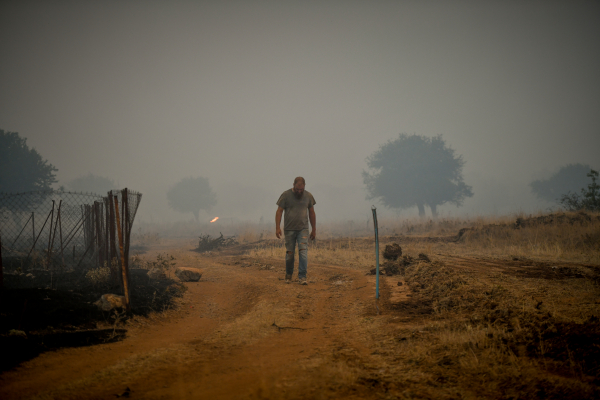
[25,207,54,263]
[46,200,55,270]
[32,212,35,249]
[58,205,63,266]
[114,196,131,312]
[108,192,118,284]
[48,200,62,271]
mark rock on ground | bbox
[94,294,126,311]
[175,268,202,282]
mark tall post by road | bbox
[114,196,130,312]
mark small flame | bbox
[210,217,219,223]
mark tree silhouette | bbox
[68,173,116,194]
[530,163,593,203]
[0,129,57,193]
[559,169,600,212]
[167,177,217,221]
[363,134,473,217]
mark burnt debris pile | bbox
[196,233,238,252]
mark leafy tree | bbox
[167,176,217,221]
[0,129,57,193]
[68,173,116,194]
[559,169,600,212]
[530,163,593,203]
[363,134,473,217]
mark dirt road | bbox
[1,239,599,399]
[1,244,398,399]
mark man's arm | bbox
[275,206,284,239]
[309,207,316,240]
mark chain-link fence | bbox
[0,189,141,299]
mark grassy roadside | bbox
[243,211,600,399]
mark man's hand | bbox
[275,206,284,239]
[308,207,316,241]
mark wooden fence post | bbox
[108,192,118,285]
[114,196,130,312]
[122,189,131,289]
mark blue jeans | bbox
[284,229,309,279]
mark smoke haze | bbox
[1,1,599,223]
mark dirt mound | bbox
[401,255,414,265]
[369,262,404,276]
[383,243,402,260]
[382,262,402,276]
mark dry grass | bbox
[458,212,600,263]
[241,211,600,398]
[174,210,598,265]
[369,258,600,399]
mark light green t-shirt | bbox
[276,189,316,231]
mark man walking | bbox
[275,177,316,285]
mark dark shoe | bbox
[299,277,307,285]
[285,274,292,284]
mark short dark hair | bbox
[293,176,306,186]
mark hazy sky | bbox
[1,1,599,223]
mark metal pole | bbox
[48,200,62,270]
[371,206,380,300]
[25,206,54,262]
[10,212,33,249]
[58,205,63,265]
[46,201,55,269]
[61,211,87,251]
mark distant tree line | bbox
[3,128,596,219]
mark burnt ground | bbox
[0,268,185,371]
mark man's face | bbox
[293,183,305,199]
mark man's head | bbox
[293,176,305,199]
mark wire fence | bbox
[0,189,142,300]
